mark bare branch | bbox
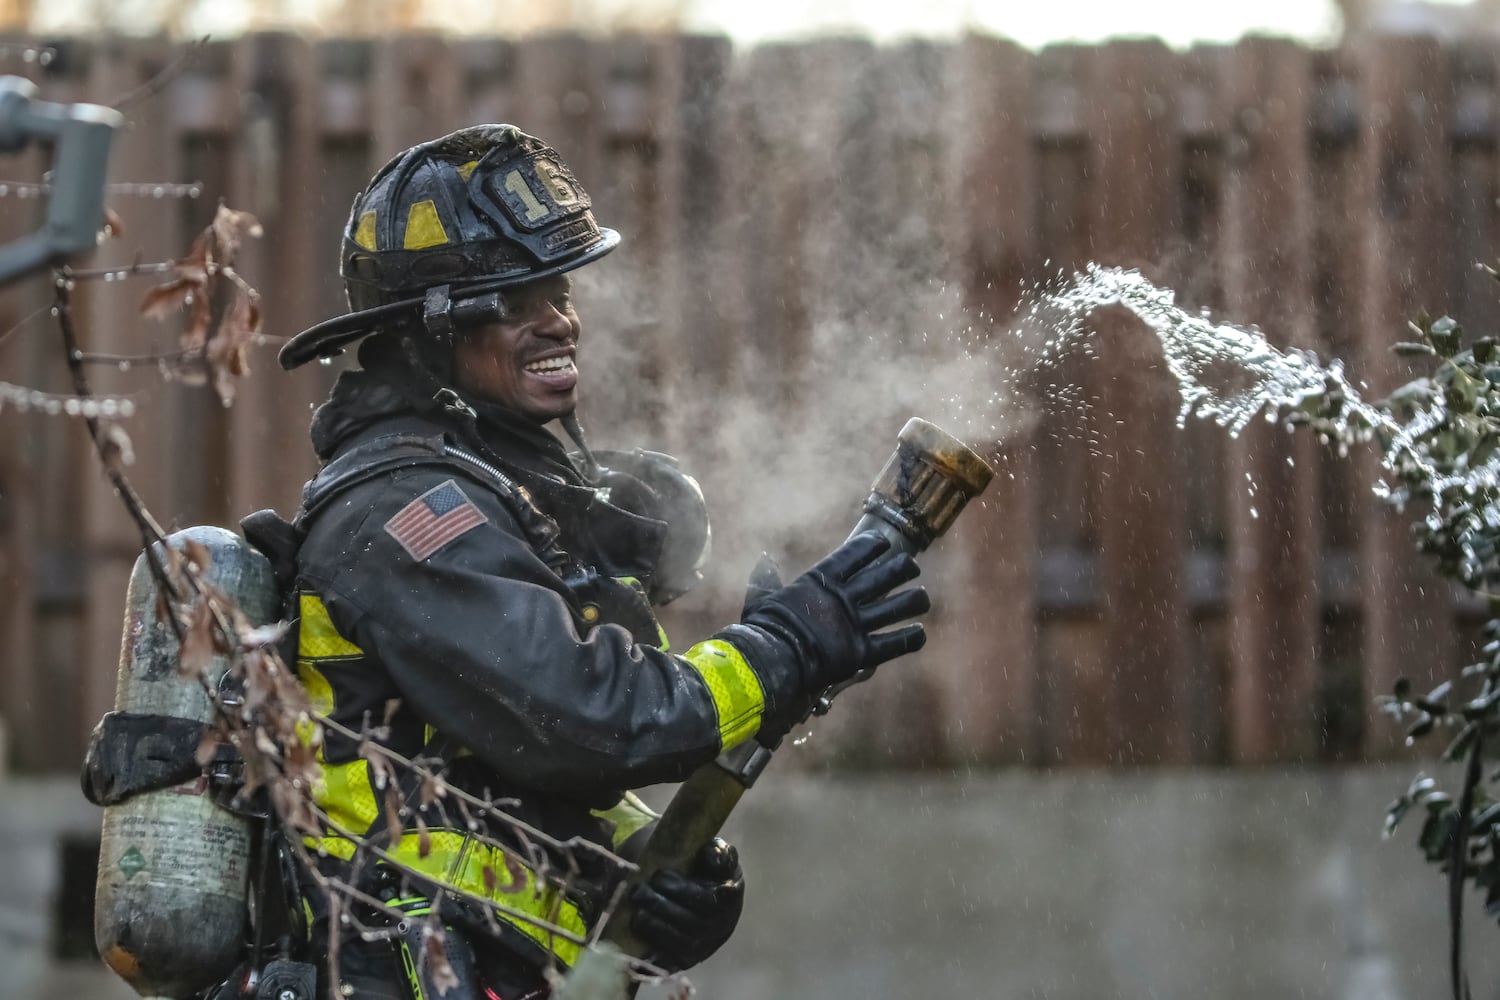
[110,36,209,112]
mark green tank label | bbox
[117,846,146,880]
[101,802,250,898]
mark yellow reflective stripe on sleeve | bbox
[404,199,448,249]
[681,639,765,750]
[591,791,659,852]
[299,593,363,659]
[387,830,587,966]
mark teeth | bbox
[525,356,575,374]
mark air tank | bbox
[94,526,277,999]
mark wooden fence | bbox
[0,31,1495,773]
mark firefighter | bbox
[272,124,931,999]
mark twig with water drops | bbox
[109,36,209,113]
[0,44,56,69]
[0,303,52,349]
[0,180,202,200]
[51,272,184,621]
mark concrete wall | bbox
[647,766,1499,1000]
[3,767,1494,1000]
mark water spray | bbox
[604,418,993,957]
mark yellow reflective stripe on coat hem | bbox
[681,639,765,750]
[308,830,586,967]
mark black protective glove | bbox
[741,551,785,617]
[629,837,745,972]
[735,531,929,698]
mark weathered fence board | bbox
[1086,40,1192,765]
[1220,38,1323,763]
[3,32,1499,773]
[1356,36,1460,750]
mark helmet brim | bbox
[279,228,620,370]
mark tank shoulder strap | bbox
[295,431,565,567]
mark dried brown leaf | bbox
[233,732,264,796]
[102,207,125,239]
[416,813,431,859]
[362,742,396,791]
[241,651,270,715]
[211,203,263,255]
[423,926,460,997]
[496,850,527,894]
[419,772,442,808]
[271,776,322,839]
[383,784,404,848]
[195,724,221,767]
[240,620,287,650]
[181,538,211,574]
[98,422,135,471]
[253,726,279,759]
[180,282,213,355]
[178,599,216,680]
[139,276,197,321]
[142,204,263,404]
[283,736,322,795]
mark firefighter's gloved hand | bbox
[741,551,784,617]
[629,837,744,972]
[739,531,928,696]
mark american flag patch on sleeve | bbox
[384,479,488,561]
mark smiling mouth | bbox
[524,355,577,376]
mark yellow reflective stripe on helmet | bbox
[404,199,449,249]
[591,791,658,852]
[681,639,764,750]
[456,159,479,181]
[299,593,362,659]
[354,210,377,250]
[387,830,586,966]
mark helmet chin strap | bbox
[560,412,604,484]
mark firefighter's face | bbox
[453,275,581,422]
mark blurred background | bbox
[4,0,1500,997]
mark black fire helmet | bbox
[279,124,619,370]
